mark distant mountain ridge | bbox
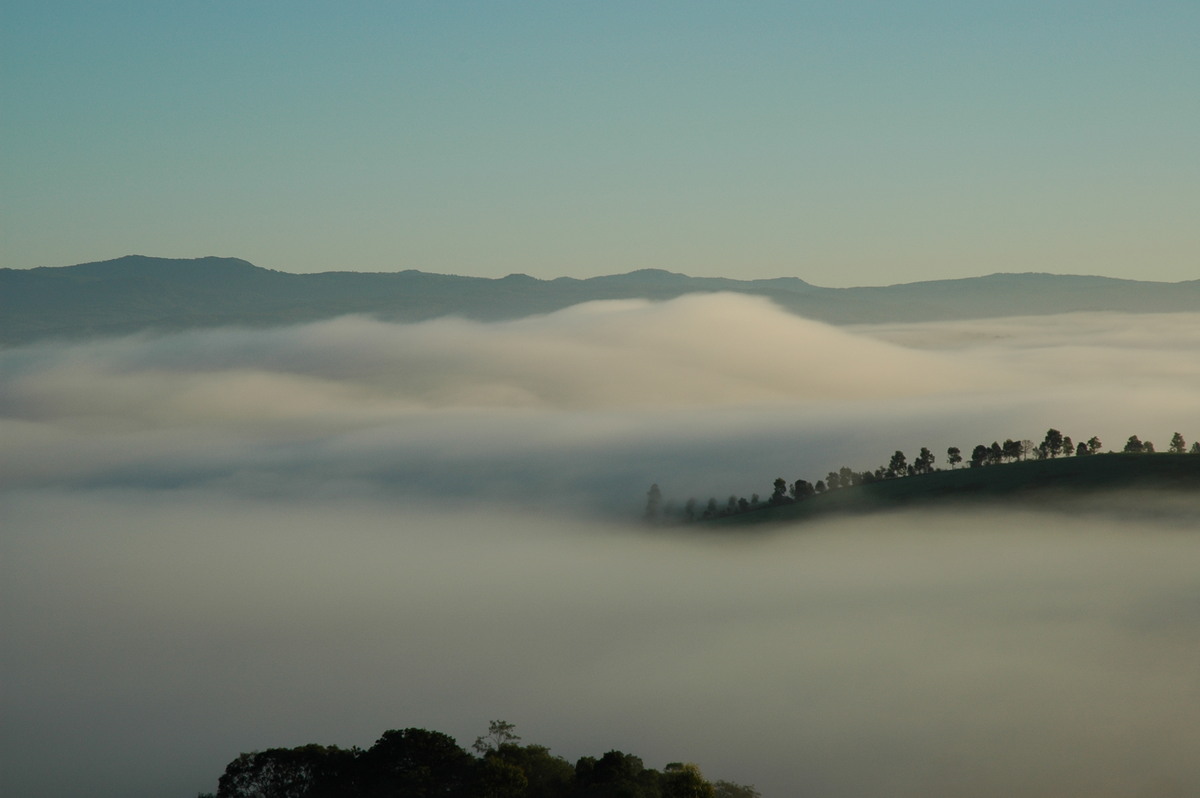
[2,255,1198,345]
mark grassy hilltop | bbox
[700,453,1200,528]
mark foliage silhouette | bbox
[212,723,757,798]
[649,426,1200,527]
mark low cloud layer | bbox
[4,494,1200,798]
[2,294,996,422]
[3,299,1199,510]
[3,298,1200,796]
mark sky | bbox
[4,300,1200,797]
[2,1,1197,285]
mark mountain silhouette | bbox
[3,255,1198,344]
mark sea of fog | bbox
[3,297,1200,797]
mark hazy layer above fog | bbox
[3,299,1200,797]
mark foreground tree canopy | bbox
[205,721,759,798]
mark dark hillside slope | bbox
[3,256,1199,345]
[704,454,1200,528]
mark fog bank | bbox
[4,493,1200,797]
[3,301,1198,513]
[3,299,1199,796]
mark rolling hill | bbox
[699,453,1200,528]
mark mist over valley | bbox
[7,2,1199,794]
[3,291,1200,796]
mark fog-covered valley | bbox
[3,297,1200,796]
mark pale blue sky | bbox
[2,1,1197,285]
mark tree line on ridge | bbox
[646,429,1200,523]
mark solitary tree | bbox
[1075,441,1088,457]
[474,720,522,754]
[645,484,662,521]
[1087,436,1103,455]
[947,446,962,469]
[1123,435,1144,453]
[1190,442,1200,454]
[914,447,935,474]
[1169,432,1187,454]
[887,450,907,478]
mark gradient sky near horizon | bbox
[2,1,1197,286]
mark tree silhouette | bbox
[217,745,354,798]
[1043,429,1064,458]
[914,447,935,474]
[662,763,717,798]
[359,728,473,798]
[644,484,662,521]
[770,478,788,505]
[1123,435,1144,453]
[946,446,962,469]
[887,450,907,478]
[1169,432,1187,454]
[576,750,659,798]
[970,444,989,468]
[487,743,573,798]
[1191,442,1200,454]
[474,721,522,755]
[714,781,762,798]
